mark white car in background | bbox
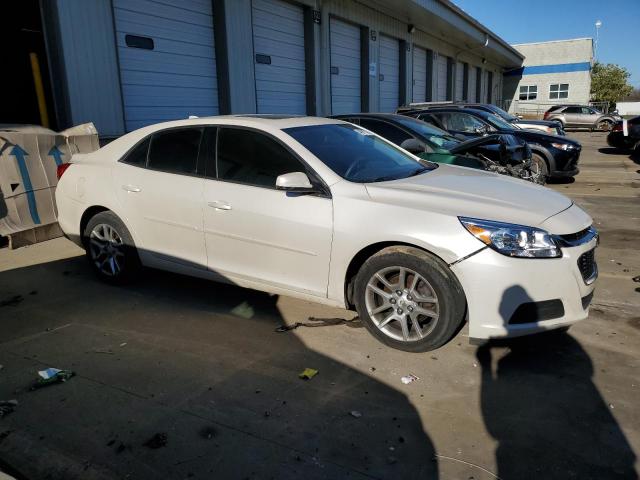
[55,116,598,352]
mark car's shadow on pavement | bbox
[0,254,439,480]
[477,329,637,479]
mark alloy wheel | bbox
[89,223,125,277]
[364,266,439,342]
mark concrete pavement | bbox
[0,132,638,479]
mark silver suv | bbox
[544,105,621,131]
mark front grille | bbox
[578,249,597,283]
[558,227,591,244]
[509,299,565,324]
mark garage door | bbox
[468,66,477,102]
[113,0,219,132]
[330,18,361,114]
[455,61,464,101]
[412,46,427,103]
[436,54,448,101]
[252,0,306,114]
[379,35,400,113]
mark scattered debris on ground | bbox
[0,295,23,307]
[0,400,18,417]
[144,432,168,449]
[231,301,254,319]
[400,374,419,385]
[90,348,114,355]
[31,368,75,390]
[119,342,127,347]
[275,317,361,332]
[298,368,318,380]
[633,276,640,283]
[349,410,362,418]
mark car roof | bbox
[410,107,493,117]
[130,115,347,133]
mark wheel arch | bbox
[529,145,556,173]
[343,241,455,309]
[79,205,112,247]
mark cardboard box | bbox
[0,123,99,248]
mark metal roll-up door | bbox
[468,66,477,102]
[252,0,306,114]
[330,18,361,114]
[412,46,427,103]
[113,0,219,132]
[455,61,464,101]
[436,54,448,101]
[379,35,400,112]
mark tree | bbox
[590,62,633,109]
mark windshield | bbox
[487,105,518,122]
[284,123,435,183]
[485,114,515,131]
[393,116,460,151]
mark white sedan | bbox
[55,116,598,352]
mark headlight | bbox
[459,217,561,258]
[551,142,575,151]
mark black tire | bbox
[530,153,549,185]
[353,246,466,352]
[83,211,141,284]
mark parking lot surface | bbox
[0,132,638,479]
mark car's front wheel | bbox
[84,211,141,284]
[354,246,466,352]
[529,153,549,185]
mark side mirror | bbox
[474,125,489,135]
[399,138,426,154]
[275,172,315,192]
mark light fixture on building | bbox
[408,24,415,34]
[594,20,602,60]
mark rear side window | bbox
[122,137,150,167]
[147,128,203,175]
[216,128,304,188]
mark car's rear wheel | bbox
[354,246,466,352]
[84,211,140,284]
[530,153,548,185]
[598,119,613,131]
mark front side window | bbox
[358,119,414,146]
[549,83,569,100]
[519,85,537,101]
[439,112,487,133]
[147,128,202,175]
[216,128,305,188]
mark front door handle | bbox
[122,184,141,193]
[208,201,231,211]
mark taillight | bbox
[56,163,72,180]
[543,112,550,120]
[612,122,623,132]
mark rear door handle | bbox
[208,201,231,211]
[122,184,141,193]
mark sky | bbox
[452,0,640,88]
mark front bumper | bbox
[452,232,598,341]
[550,147,581,178]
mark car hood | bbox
[516,119,560,127]
[448,134,503,154]
[365,164,574,229]
[514,129,580,146]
